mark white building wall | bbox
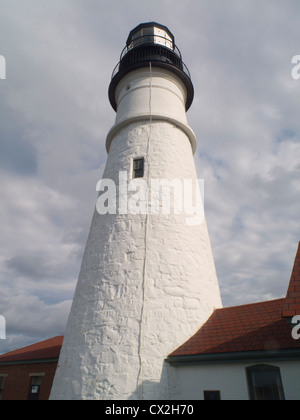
[279,361,300,400]
[171,360,300,400]
[171,363,249,400]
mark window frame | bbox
[246,364,285,401]
[203,390,221,401]
[0,374,8,400]
[132,157,145,179]
[28,373,44,401]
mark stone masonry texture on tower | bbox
[49,22,222,401]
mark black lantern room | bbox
[109,22,194,112]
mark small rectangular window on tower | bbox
[133,158,144,178]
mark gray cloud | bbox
[5,254,49,280]
[0,107,37,175]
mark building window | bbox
[28,375,44,400]
[0,375,8,400]
[246,365,285,400]
[133,158,144,178]
[203,390,221,401]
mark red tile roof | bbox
[170,242,300,358]
[0,336,63,364]
[169,299,300,357]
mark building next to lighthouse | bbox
[49,22,222,400]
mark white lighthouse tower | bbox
[50,22,222,400]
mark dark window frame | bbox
[0,375,8,400]
[133,158,144,179]
[203,390,221,400]
[28,375,43,401]
[246,364,285,401]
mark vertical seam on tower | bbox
[137,62,152,399]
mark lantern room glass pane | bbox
[154,27,173,49]
[129,26,173,51]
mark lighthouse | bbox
[50,22,222,400]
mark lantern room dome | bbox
[109,22,194,112]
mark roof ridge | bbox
[215,297,285,312]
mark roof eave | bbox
[0,357,59,366]
[166,348,300,366]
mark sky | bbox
[0,0,300,354]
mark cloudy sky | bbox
[0,0,300,354]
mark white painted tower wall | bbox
[50,66,222,400]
